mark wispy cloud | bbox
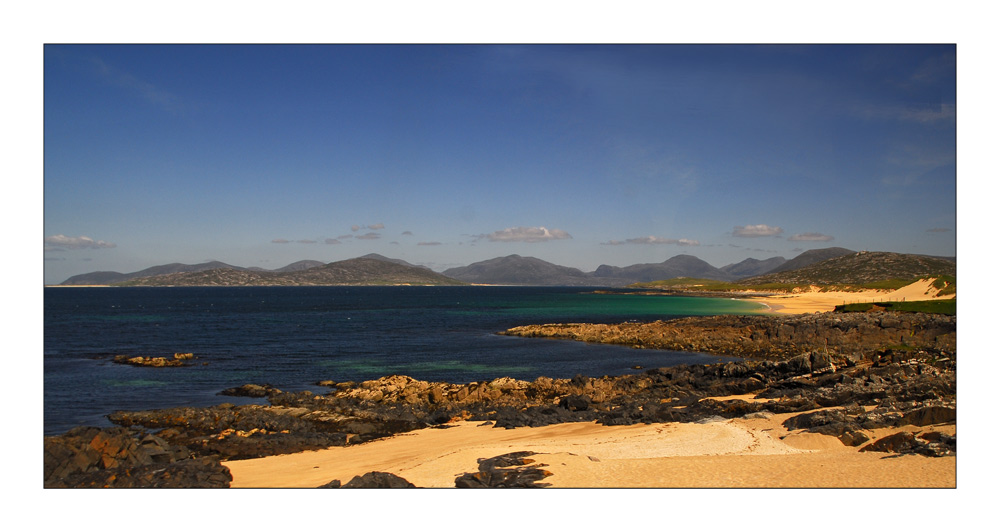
[45,234,116,250]
[325,238,342,244]
[910,53,956,84]
[480,226,572,243]
[788,232,834,242]
[271,239,291,244]
[356,232,381,240]
[297,239,317,244]
[853,102,955,124]
[89,57,181,112]
[402,231,414,236]
[352,223,384,232]
[418,241,442,246]
[880,141,956,187]
[732,224,783,238]
[602,236,699,246]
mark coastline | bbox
[44,289,958,489]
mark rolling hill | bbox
[113,257,466,287]
[442,255,595,286]
[720,256,788,278]
[739,251,956,286]
[761,247,855,275]
[592,254,735,284]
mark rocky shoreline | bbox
[44,311,956,488]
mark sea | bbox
[43,286,765,435]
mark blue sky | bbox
[43,44,956,284]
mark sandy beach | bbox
[745,278,953,315]
[224,395,955,488]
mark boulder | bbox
[455,451,552,488]
[338,471,415,488]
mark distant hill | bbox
[720,257,788,279]
[443,254,740,286]
[270,260,326,273]
[442,255,595,286]
[56,247,956,289]
[592,255,735,284]
[116,257,466,287]
[741,251,956,286]
[762,247,855,275]
[358,253,432,271]
[61,261,247,285]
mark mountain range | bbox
[54,247,910,287]
[113,256,464,287]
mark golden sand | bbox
[223,402,955,488]
[746,278,954,315]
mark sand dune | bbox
[747,278,953,315]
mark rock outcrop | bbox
[454,451,553,488]
[499,312,956,360]
[112,352,196,367]
[44,426,231,488]
[320,471,416,488]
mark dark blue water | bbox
[44,286,763,435]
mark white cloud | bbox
[732,224,783,238]
[601,236,700,246]
[482,226,572,243]
[45,234,116,250]
[788,232,834,242]
[351,225,361,232]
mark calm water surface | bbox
[44,286,764,435]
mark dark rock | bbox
[112,354,190,368]
[340,471,415,488]
[900,405,956,427]
[44,426,228,488]
[45,456,231,488]
[218,384,279,397]
[859,430,955,456]
[559,394,592,412]
[455,451,553,488]
[838,431,870,446]
[861,432,916,453]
